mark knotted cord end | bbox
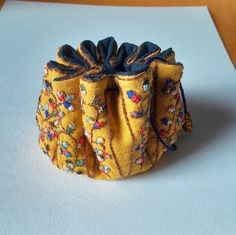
[169,144,178,151]
[183,112,193,133]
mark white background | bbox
[0,1,236,234]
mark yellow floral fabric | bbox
[35,37,192,180]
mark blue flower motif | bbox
[76,160,85,166]
[161,117,169,125]
[127,90,135,99]
[165,79,173,86]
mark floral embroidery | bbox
[42,80,51,91]
[93,121,104,129]
[174,92,180,100]
[44,99,57,119]
[127,89,145,119]
[160,87,169,95]
[38,104,43,112]
[135,153,146,165]
[159,129,167,137]
[135,143,146,153]
[80,84,87,96]
[142,80,149,92]
[45,104,49,118]
[171,87,177,95]
[51,110,58,118]
[36,38,193,180]
[176,117,182,126]
[76,159,85,166]
[49,98,56,109]
[92,95,101,105]
[49,121,56,129]
[64,160,83,174]
[95,147,112,162]
[98,103,106,113]
[77,135,86,149]
[58,110,65,119]
[56,91,65,101]
[169,135,176,145]
[62,141,69,149]
[80,98,85,109]
[38,131,43,142]
[95,137,105,145]
[176,111,185,126]
[84,128,91,141]
[127,90,141,103]
[161,117,172,126]
[66,123,76,134]
[135,122,149,166]
[82,93,107,138]
[86,115,95,124]
[161,79,177,96]
[165,79,174,86]
[139,127,148,136]
[99,165,111,174]
[167,105,176,113]
[46,128,56,141]
[56,91,75,111]
[179,111,184,120]
[79,135,85,144]
[59,141,72,158]
[80,98,84,105]
[63,101,74,111]
[130,111,144,118]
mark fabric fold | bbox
[35,37,192,180]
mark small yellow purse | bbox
[35,37,192,180]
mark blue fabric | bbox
[51,36,178,81]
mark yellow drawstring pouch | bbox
[36,37,192,180]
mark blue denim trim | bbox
[52,37,180,81]
[57,44,89,69]
[47,60,79,74]
[97,36,118,73]
[80,40,98,65]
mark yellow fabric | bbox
[35,39,192,180]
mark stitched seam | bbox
[116,80,135,177]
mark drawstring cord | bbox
[180,82,193,133]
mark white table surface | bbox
[0,1,236,234]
